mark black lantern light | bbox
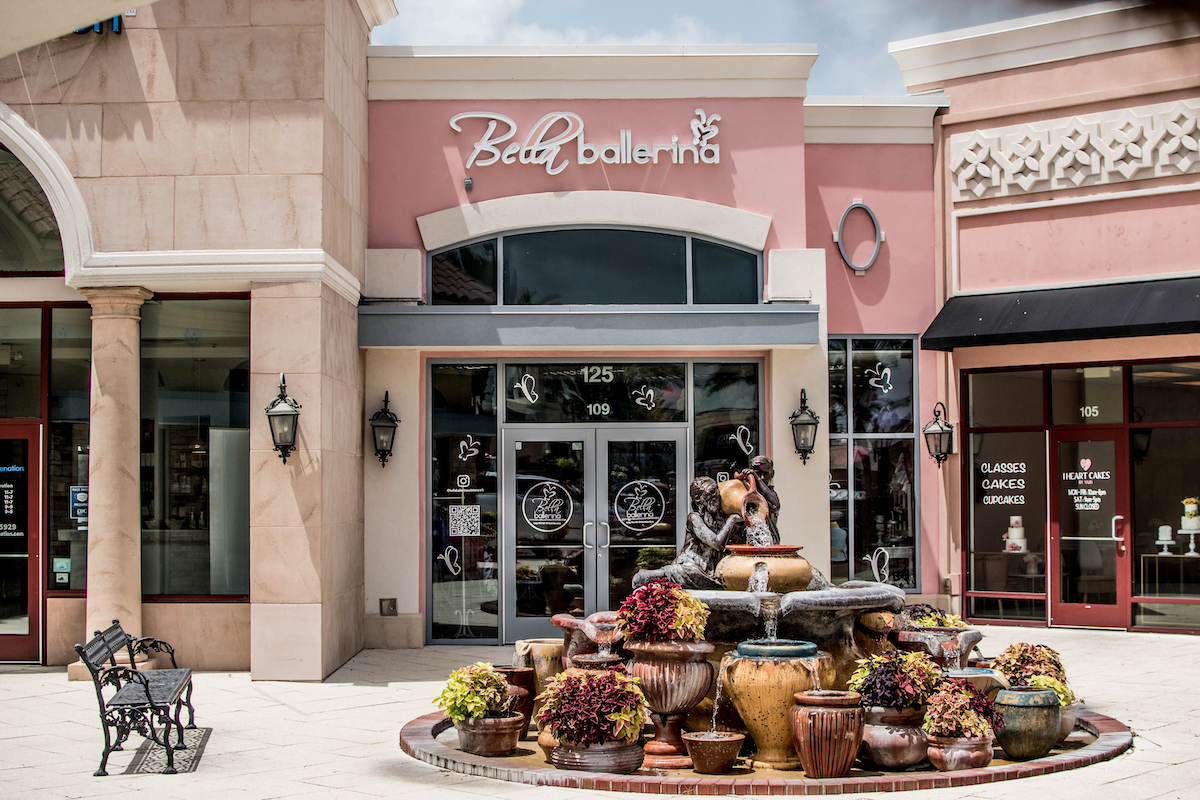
[264,373,302,464]
[922,401,954,467]
[788,389,821,464]
[370,391,400,466]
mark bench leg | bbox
[183,680,196,729]
[94,719,115,777]
[154,711,178,775]
[173,702,188,750]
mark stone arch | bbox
[0,101,95,282]
[415,191,772,252]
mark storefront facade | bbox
[900,2,1200,631]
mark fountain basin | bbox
[715,546,812,593]
[735,639,818,658]
[892,627,983,669]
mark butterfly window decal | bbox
[632,385,657,410]
[458,434,480,462]
[865,362,893,394]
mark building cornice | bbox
[355,0,398,30]
[889,0,1200,89]
[367,45,818,100]
[804,95,947,144]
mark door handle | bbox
[1112,515,1126,554]
[583,521,594,550]
[601,522,611,549]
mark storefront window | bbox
[139,299,250,597]
[968,432,1048,607]
[1131,362,1200,423]
[0,149,64,275]
[1132,425,1200,608]
[431,365,498,641]
[692,239,758,304]
[48,308,91,591]
[431,239,497,305]
[505,363,686,424]
[1050,365,1123,425]
[693,362,760,481]
[830,338,919,590]
[0,308,41,418]
[968,370,1043,428]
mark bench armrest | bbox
[131,636,179,669]
[96,665,152,703]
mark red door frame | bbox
[0,422,42,661]
[1048,427,1131,628]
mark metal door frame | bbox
[0,422,42,662]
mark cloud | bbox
[372,0,736,46]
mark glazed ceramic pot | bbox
[723,641,835,770]
[859,706,928,769]
[494,665,535,736]
[790,690,864,779]
[454,713,527,757]
[994,686,1060,761]
[1057,702,1079,743]
[626,641,716,769]
[514,638,565,727]
[682,732,745,775]
[926,735,995,771]
[537,728,559,762]
[714,545,813,593]
[550,739,645,774]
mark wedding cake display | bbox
[1182,498,1200,532]
[1003,516,1028,553]
[1158,525,1175,555]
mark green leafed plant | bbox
[1027,673,1078,707]
[904,603,967,629]
[847,650,944,709]
[922,688,993,739]
[435,662,514,724]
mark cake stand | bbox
[1177,529,1200,557]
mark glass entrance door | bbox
[0,426,40,661]
[1049,429,1130,627]
[501,427,685,643]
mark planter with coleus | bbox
[891,603,981,670]
[436,662,525,757]
[616,581,715,769]
[847,650,945,769]
[922,679,1004,771]
[537,667,650,773]
[1026,673,1081,742]
[991,643,1068,685]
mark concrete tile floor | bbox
[0,625,1197,799]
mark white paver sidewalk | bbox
[1,625,1197,799]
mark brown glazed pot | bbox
[859,706,928,769]
[514,638,564,728]
[926,735,995,771]
[993,686,1060,761]
[626,641,716,769]
[682,732,746,775]
[454,713,526,757]
[789,690,864,779]
[494,665,535,736]
[550,739,645,774]
[537,727,559,762]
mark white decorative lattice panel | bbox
[949,98,1200,202]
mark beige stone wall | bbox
[0,0,368,282]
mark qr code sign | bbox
[449,505,481,537]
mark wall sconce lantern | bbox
[922,402,954,467]
[264,373,302,464]
[370,391,400,466]
[788,389,821,464]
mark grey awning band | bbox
[921,277,1200,351]
[359,304,820,348]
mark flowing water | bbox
[760,593,781,641]
[745,519,774,548]
[709,652,732,732]
[747,562,770,593]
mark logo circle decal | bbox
[615,480,666,532]
[521,481,574,533]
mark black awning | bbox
[921,277,1200,351]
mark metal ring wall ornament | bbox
[835,201,883,273]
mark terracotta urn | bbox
[550,739,644,774]
[454,713,527,757]
[682,732,745,775]
[926,735,995,771]
[493,665,535,737]
[537,727,559,762]
[626,640,715,769]
[514,638,564,727]
[1057,702,1079,743]
[722,641,835,770]
[994,686,1060,761]
[789,690,863,779]
[714,545,813,593]
[859,706,928,769]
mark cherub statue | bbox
[632,476,741,590]
[741,455,781,545]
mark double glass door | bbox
[0,426,40,661]
[502,427,685,642]
[1049,429,1131,627]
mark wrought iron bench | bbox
[74,619,197,776]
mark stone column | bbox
[81,287,153,640]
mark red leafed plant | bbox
[536,667,649,747]
[615,581,709,642]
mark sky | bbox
[370,0,1108,96]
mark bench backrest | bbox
[74,619,136,678]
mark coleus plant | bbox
[847,650,944,709]
[922,679,1004,739]
[904,603,967,629]
[615,581,709,642]
[991,643,1067,686]
[537,667,649,747]
[435,662,514,724]
[1026,673,1078,707]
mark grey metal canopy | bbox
[359,304,820,348]
[921,277,1200,351]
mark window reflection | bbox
[1050,366,1122,425]
[0,308,41,419]
[1132,362,1200,423]
[693,363,759,481]
[851,340,913,434]
[431,240,497,305]
[968,432,1047,595]
[853,439,915,589]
